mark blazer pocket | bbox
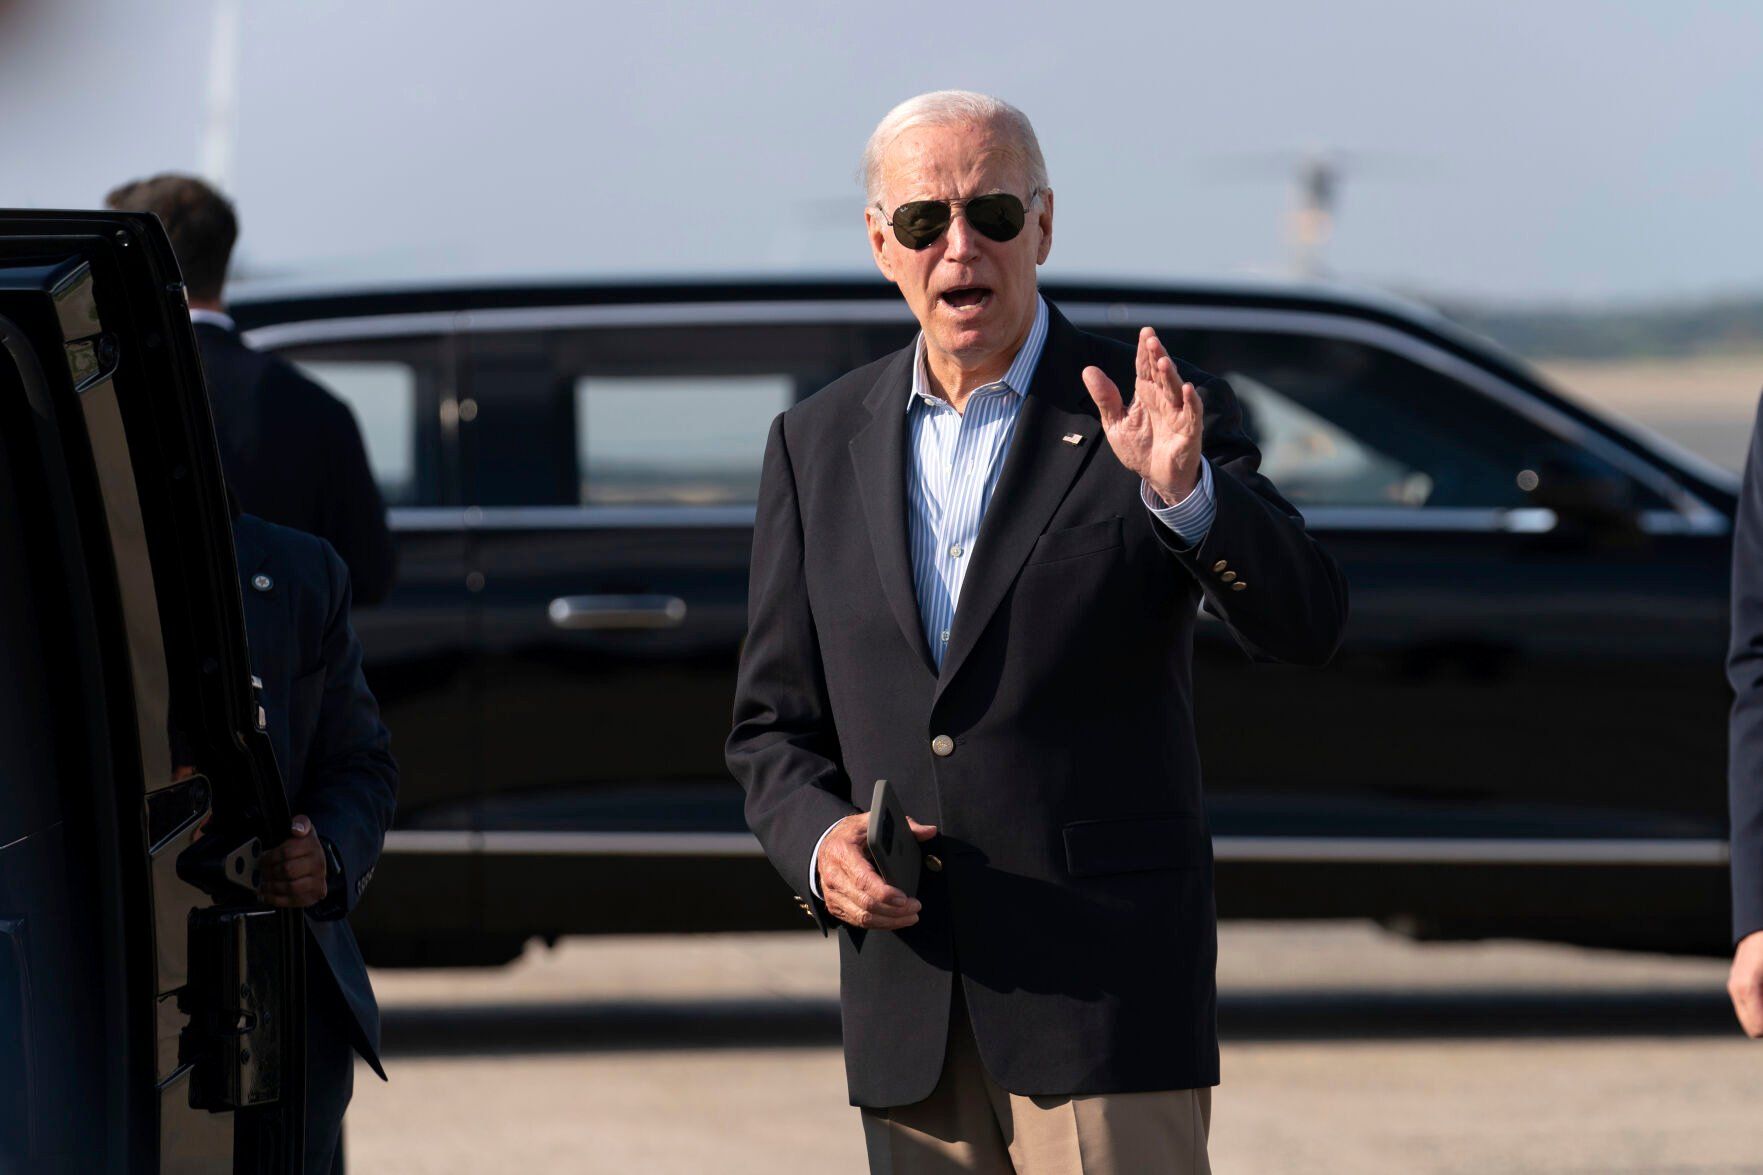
[1023,517,1123,566]
[1063,813,1207,877]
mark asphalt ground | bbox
[344,358,1763,1172]
[342,926,1763,1173]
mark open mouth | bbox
[939,286,993,312]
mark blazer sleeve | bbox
[1148,367,1349,666]
[725,413,859,932]
[317,392,398,607]
[1727,390,1763,945]
[301,543,399,920]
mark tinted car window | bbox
[575,375,793,505]
[292,359,418,502]
[274,336,451,506]
[1104,326,1668,511]
[466,323,851,506]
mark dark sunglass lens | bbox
[966,194,1027,242]
[892,200,951,249]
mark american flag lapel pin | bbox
[1062,432,1083,446]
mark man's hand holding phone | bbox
[817,810,936,930]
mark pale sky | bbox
[2,0,1759,303]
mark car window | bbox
[575,375,793,505]
[1101,326,1667,512]
[291,360,417,504]
[274,337,450,506]
[1223,371,1435,507]
[463,322,852,507]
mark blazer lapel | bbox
[935,305,1102,701]
[849,346,939,678]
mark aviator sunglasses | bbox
[876,190,1040,250]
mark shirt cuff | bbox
[1141,460,1217,550]
[807,819,842,900]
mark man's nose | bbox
[942,207,981,262]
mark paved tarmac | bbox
[1536,351,1763,472]
[344,925,1762,1173]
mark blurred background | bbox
[7,1,1763,1170]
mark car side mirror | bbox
[1518,447,1642,542]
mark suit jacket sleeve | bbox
[1727,390,1763,944]
[302,543,399,920]
[1149,366,1349,666]
[725,413,859,930]
[317,393,397,607]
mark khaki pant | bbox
[861,1000,1212,1174]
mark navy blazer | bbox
[727,303,1347,1107]
[200,322,397,606]
[235,513,398,1077]
[1726,390,1763,945]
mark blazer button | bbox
[1212,560,1228,573]
[930,734,955,757]
[1232,581,1248,591]
[924,853,944,872]
[1221,571,1238,582]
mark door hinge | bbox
[180,908,285,1111]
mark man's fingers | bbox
[847,863,916,910]
[907,819,939,842]
[261,847,325,883]
[1082,365,1125,428]
[267,857,325,882]
[1180,378,1203,424]
[1731,975,1763,1037]
[826,846,916,907]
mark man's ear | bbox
[866,206,895,282]
[1034,188,1054,266]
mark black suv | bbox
[2,211,310,1170]
[229,277,1739,964]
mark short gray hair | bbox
[860,90,1049,206]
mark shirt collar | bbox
[189,307,237,332]
[906,294,1050,413]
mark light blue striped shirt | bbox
[808,295,1217,896]
[904,298,1049,668]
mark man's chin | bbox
[927,319,1001,363]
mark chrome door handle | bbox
[547,595,687,630]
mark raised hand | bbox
[1081,326,1204,504]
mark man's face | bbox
[867,120,1053,376]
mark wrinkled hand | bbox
[1729,929,1763,1038]
[817,812,937,930]
[1082,326,1204,504]
[259,815,328,909]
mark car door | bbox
[459,311,852,934]
[0,211,304,1170]
[1080,305,1730,891]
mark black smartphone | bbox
[865,779,921,898]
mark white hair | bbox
[860,90,1049,207]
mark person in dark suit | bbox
[105,175,397,606]
[725,91,1347,1173]
[235,505,398,1170]
[1724,392,1763,1039]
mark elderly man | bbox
[727,91,1347,1173]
